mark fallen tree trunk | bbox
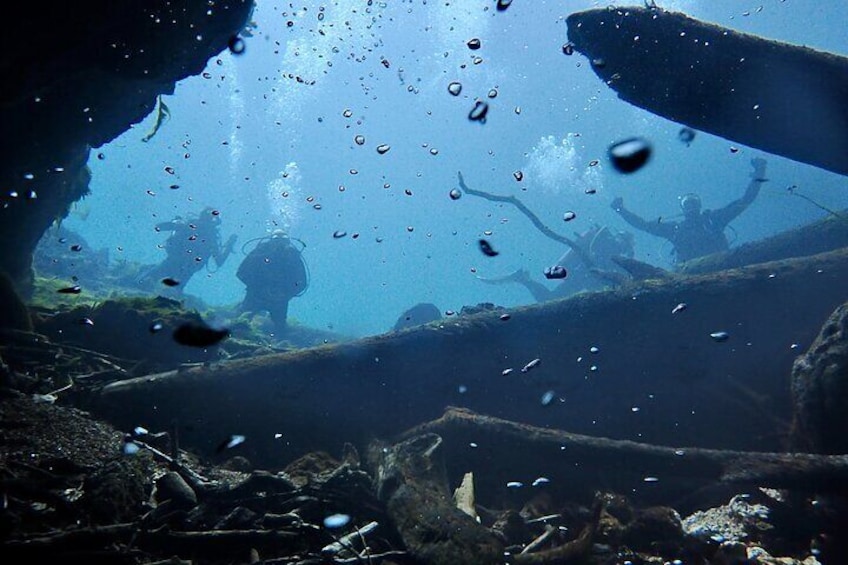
[566,6,848,176]
[401,407,848,507]
[679,211,848,275]
[86,248,848,468]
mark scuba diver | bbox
[610,158,767,263]
[141,207,237,291]
[236,230,308,334]
[479,224,636,302]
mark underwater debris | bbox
[141,95,171,143]
[478,238,499,257]
[710,331,731,342]
[321,520,379,557]
[173,322,229,348]
[372,433,502,564]
[453,472,479,522]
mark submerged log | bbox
[565,7,848,176]
[87,248,848,468]
[402,407,848,507]
[680,211,848,275]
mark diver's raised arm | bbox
[611,197,675,239]
[215,234,238,266]
[154,220,180,232]
[712,158,766,227]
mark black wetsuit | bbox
[236,237,307,332]
[142,217,225,288]
[615,183,760,263]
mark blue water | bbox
[64,0,848,337]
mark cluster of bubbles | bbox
[523,135,602,195]
[427,1,489,48]
[266,162,302,231]
[269,0,381,124]
[223,56,245,180]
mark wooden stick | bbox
[403,407,848,493]
[456,171,596,269]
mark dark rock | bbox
[0,1,254,294]
[713,540,748,564]
[83,458,148,523]
[262,512,303,529]
[0,271,32,331]
[621,506,684,552]
[220,455,253,473]
[283,451,341,488]
[214,506,259,530]
[491,510,530,546]
[370,434,503,565]
[791,300,848,453]
[154,470,197,509]
[790,301,848,564]
[393,302,442,331]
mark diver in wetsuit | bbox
[236,230,308,334]
[610,158,767,263]
[141,207,237,290]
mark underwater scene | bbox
[1,0,848,563]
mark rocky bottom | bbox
[1,386,838,565]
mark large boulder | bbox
[791,301,848,453]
